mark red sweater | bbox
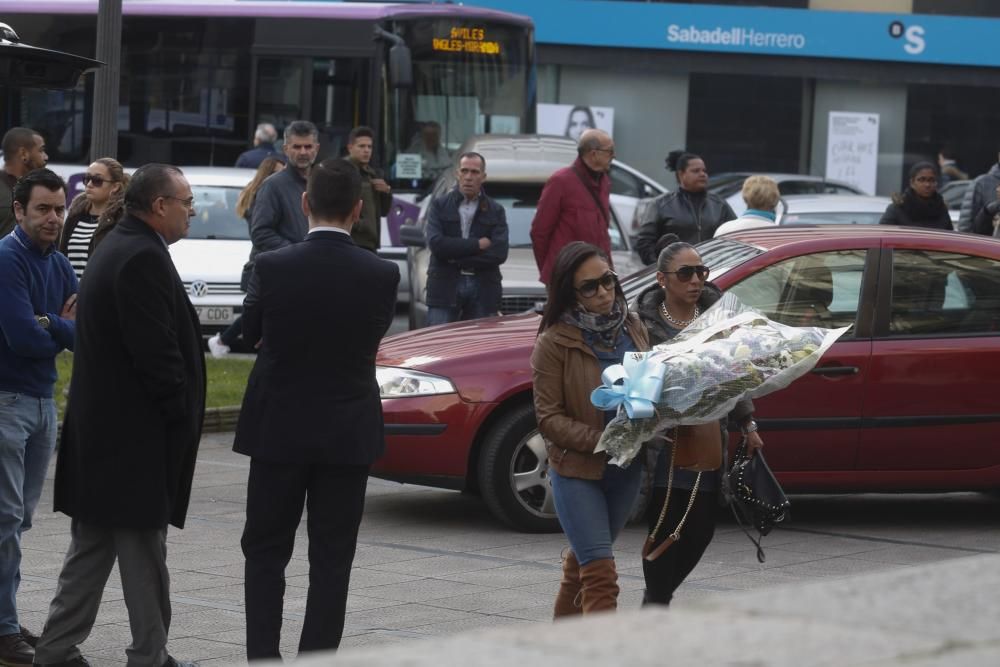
[530,157,612,285]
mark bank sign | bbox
[475,0,1000,68]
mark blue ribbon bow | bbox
[590,352,664,419]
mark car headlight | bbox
[376,366,457,398]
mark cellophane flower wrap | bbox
[591,293,849,467]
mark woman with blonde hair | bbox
[714,175,781,236]
[59,158,130,278]
[208,155,285,357]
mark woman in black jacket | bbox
[635,234,762,606]
[879,162,952,230]
[635,150,736,264]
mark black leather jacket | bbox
[635,189,736,265]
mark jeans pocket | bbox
[0,391,20,408]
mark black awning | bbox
[0,22,102,89]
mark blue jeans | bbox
[0,391,57,634]
[426,275,495,326]
[550,458,642,566]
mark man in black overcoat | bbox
[234,159,398,660]
[33,164,206,667]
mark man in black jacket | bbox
[958,150,1000,234]
[344,125,392,252]
[234,159,399,660]
[33,164,206,667]
[425,152,509,325]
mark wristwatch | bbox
[36,314,51,329]
[741,419,759,435]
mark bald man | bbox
[530,129,615,284]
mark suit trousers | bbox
[34,519,170,667]
[241,458,369,661]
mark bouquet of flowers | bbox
[591,293,849,467]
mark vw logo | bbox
[189,280,209,298]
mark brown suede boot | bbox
[579,558,619,614]
[552,549,583,619]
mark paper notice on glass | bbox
[396,153,423,180]
[825,111,879,195]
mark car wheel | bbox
[478,403,560,533]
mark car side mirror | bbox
[399,224,426,248]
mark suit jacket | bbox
[55,215,206,530]
[233,230,400,465]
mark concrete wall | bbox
[810,81,909,196]
[538,64,688,188]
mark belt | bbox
[459,269,476,276]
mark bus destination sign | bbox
[432,27,502,55]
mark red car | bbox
[374,226,1000,531]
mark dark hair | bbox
[908,161,938,181]
[564,105,595,138]
[124,163,184,215]
[307,158,361,221]
[2,127,39,158]
[655,233,697,273]
[538,241,622,332]
[284,120,318,143]
[666,150,702,174]
[12,168,65,209]
[938,144,957,160]
[457,151,486,171]
[347,126,375,145]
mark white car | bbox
[709,172,865,216]
[401,135,664,329]
[778,194,892,226]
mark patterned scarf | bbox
[561,297,627,348]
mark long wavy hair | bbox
[538,241,623,333]
[236,156,284,219]
[67,157,130,226]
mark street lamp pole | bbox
[90,0,122,160]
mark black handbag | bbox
[727,437,791,563]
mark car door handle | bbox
[811,365,859,377]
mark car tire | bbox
[478,403,561,533]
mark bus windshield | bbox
[386,18,533,188]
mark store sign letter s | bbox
[904,25,926,55]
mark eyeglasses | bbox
[663,265,710,282]
[82,174,115,187]
[593,146,615,156]
[162,195,195,209]
[575,271,617,298]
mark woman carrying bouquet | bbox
[634,234,764,606]
[532,242,650,617]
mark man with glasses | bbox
[424,152,509,325]
[33,164,205,667]
[530,129,615,285]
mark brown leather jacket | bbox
[531,315,649,480]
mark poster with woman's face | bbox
[537,104,615,141]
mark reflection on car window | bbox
[889,250,1000,336]
[728,250,867,331]
[782,212,882,225]
[187,186,247,240]
[609,166,641,198]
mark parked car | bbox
[778,194,892,226]
[400,135,664,329]
[940,179,971,227]
[374,225,1000,531]
[709,173,865,216]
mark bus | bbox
[0,0,536,191]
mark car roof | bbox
[177,166,256,187]
[454,134,580,183]
[722,224,1000,253]
[783,194,890,212]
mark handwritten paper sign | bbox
[825,111,879,195]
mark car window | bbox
[823,183,861,195]
[728,250,867,331]
[778,181,823,196]
[782,212,882,225]
[187,186,247,240]
[888,250,1000,336]
[609,165,642,198]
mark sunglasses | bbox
[575,271,617,298]
[82,174,114,187]
[663,265,710,282]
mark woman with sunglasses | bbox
[635,150,736,265]
[634,234,763,606]
[532,241,650,617]
[59,158,129,278]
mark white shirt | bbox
[714,213,778,237]
[308,225,351,237]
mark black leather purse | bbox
[727,438,791,563]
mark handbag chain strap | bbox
[647,427,703,548]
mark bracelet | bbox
[742,419,759,435]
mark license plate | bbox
[196,306,234,325]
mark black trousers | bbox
[241,458,370,660]
[641,485,717,606]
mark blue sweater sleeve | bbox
[45,260,78,351]
[0,254,64,358]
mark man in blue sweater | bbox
[0,168,76,667]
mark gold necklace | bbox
[660,302,699,327]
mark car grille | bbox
[500,295,544,315]
[183,281,244,297]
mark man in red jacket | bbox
[530,129,615,284]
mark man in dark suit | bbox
[234,159,399,660]
[33,164,206,667]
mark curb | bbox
[202,406,241,433]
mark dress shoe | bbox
[16,628,37,650]
[0,632,34,667]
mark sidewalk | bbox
[18,432,1000,665]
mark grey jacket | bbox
[958,163,1000,234]
[249,167,309,261]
